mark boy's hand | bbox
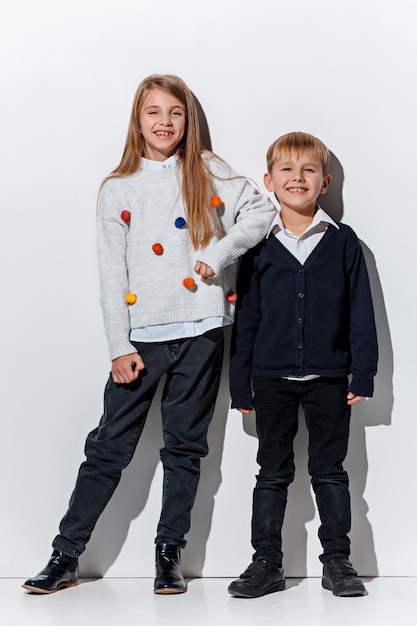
[194,261,215,281]
[347,391,366,405]
[111,353,145,384]
[237,408,253,414]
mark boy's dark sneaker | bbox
[228,559,285,598]
[322,557,367,597]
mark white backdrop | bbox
[1,0,416,578]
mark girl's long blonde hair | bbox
[102,74,218,249]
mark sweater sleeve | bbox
[229,246,262,408]
[197,175,276,274]
[347,237,378,397]
[97,184,137,361]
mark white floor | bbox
[2,577,416,626]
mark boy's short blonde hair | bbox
[266,132,330,176]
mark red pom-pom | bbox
[211,195,222,208]
[152,243,164,255]
[121,210,131,223]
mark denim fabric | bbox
[251,376,351,565]
[52,328,224,558]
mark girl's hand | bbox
[194,261,215,281]
[238,408,253,414]
[111,353,145,384]
[347,391,366,405]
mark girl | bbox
[23,74,276,596]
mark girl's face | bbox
[139,88,186,161]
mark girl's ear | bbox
[320,174,332,194]
[264,172,275,192]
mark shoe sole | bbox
[228,580,285,598]
[322,578,367,597]
[22,580,79,594]
[153,586,187,595]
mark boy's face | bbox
[264,150,331,215]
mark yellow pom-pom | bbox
[126,292,137,305]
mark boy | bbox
[228,132,378,598]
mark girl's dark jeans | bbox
[52,328,224,558]
[251,376,352,565]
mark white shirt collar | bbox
[140,155,177,170]
[267,206,339,238]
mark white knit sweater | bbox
[97,153,276,360]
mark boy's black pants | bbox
[251,376,351,565]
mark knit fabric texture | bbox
[97,154,276,360]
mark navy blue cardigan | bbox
[229,223,378,408]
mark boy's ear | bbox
[320,174,332,194]
[264,172,274,192]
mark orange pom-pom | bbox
[226,291,238,303]
[211,195,222,208]
[125,292,137,305]
[121,210,131,223]
[183,277,195,289]
[152,243,164,255]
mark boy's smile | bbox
[264,150,331,216]
[139,88,186,161]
